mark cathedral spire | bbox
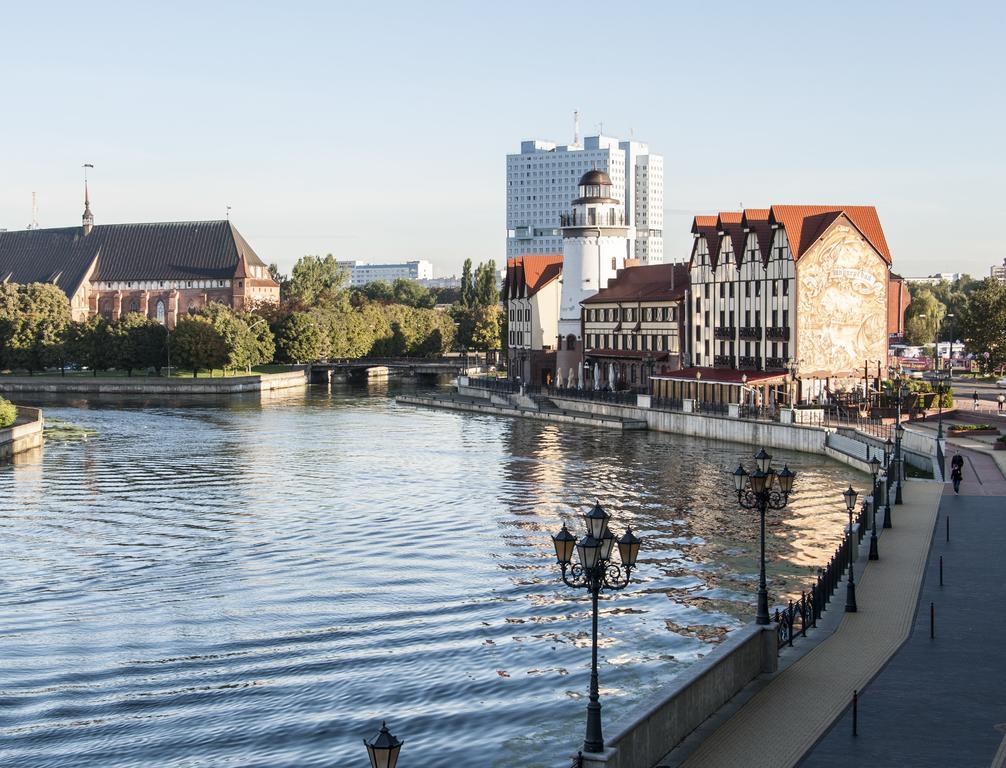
[82,163,94,235]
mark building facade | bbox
[992,258,1006,282]
[556,171,630,378]
[506,134,663,263]
[504,254,563,386]
[0,197,278,328]
[336,260,434,287]
[685,205,898,404]
[579,263,688,391]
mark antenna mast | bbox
[573,109,581,146]
[28,192,39,230]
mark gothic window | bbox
[566,334,577,351]
[156,301,166,324]
[130,299,139,312]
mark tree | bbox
[237,311,276,368]
[355,280,395,303]
[109,313,169,375]
[903,289,945,347]
[470,304,501,351]
[276,312,323,363]
[958,278,1006,374]
[170,316,228,377]
[64,317,113,376]
[392,278,435,309]
[5,283,71,374]
[474,260,498,308]
[287,254,347,308]
[459,258,473,308]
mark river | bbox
[0,383,864,767]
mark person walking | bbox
[951,453,964,494]
[973,390,980,411]
[997,393,1004,414]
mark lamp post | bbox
[364,721,403,768]
[732,449,796,625]
[882,438,894,528]
[868,455,881,560]
[895,420,905,504]
[551,503,642,754]
[642,353,655,394]
[843,485,859,612]
[937,365,947,440]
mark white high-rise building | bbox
[336,260,434,287]
[506,133,663,264]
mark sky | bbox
[0,1,1003,279]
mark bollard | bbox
[930,602,935,639]
[939,556,943,586]
[852,690,858,736]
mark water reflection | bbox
[0,384,866,768]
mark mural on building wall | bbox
[797,222,888,378]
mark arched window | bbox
[130,299,139,312]
[565,334,577,351]
[156,300,166,324]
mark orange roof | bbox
[506,253,563,298]
[768,205,891,263]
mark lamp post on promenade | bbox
[892,370,906,505]
[843,485,859,612]
[883,437,894,528]
[868,456,881,560]
[937,366,947,440]
[732,449,796,625]
[551,503,642,754]
[363,721,403,768]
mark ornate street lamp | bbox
[551,505,641,755]
[894,420,905,505]
[733,449,796,625]
[843,485,859,612]
[882,438,894,528]
[364,721,403,768]
[868,456,881,560]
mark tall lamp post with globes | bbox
[843,486,859,612]
[868,456,881,561]
[551,503,641,755]
[882,437,894,528]
[895,420,905,504]
[732,449,796,625]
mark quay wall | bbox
[0,370,307,395]
[397,394,644,430]
[0,406,44,460]
[548,396,828,455]
[581,625,778,768]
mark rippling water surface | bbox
[0,384,866,767]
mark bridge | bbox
[307,357,488,384]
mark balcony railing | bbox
[738,356,759,370]
[765,356,786,370]
[766,326,790,341]
[560,209,626,227]
[713,354,733,368]
[714,326,735,340]
[739,326,760,339]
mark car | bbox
[997,377,1006,389]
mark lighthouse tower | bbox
[556,169,630,377]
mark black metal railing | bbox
[714,326,735,339]
[775,500,867,649]
[651,396,683,410]
[547,386,638,405]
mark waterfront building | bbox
[506,133,663,264]
[581,262,689,391]
[903,272,964,285]
[0,191,278,327]
[888,272,910,342]
[677,205,901,406]
[336,259,434,287]
[504,253,563,386]
[556,171,630,378]
[991,258,1006,282]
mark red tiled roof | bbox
[652,366,787,384]
[768,205,892,263]
[716,212,746,268]
[690,216,722,268]
[582,262,689,304]
[505,254,563,298]
[741,209,774,263]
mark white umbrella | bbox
[593,363,601,390]
[570,367,578,390]
[609,363,617,391]
[555,369,564,389]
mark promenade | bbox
[657,439,1006,768]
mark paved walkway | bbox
[657,480,944,768]
[800,446,1006,768]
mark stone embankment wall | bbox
[0,370,307,395]
[0,406,44,460]
[548,396,828,455]
[581,625,778,768]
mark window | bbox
[566,334,577,351]
[783,280,790,296]
[156,301,165,324]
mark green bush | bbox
[0,396,16,428]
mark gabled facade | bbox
[504,253,563,386]
[688,204,898,404]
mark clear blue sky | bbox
[0,1,1002,279]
